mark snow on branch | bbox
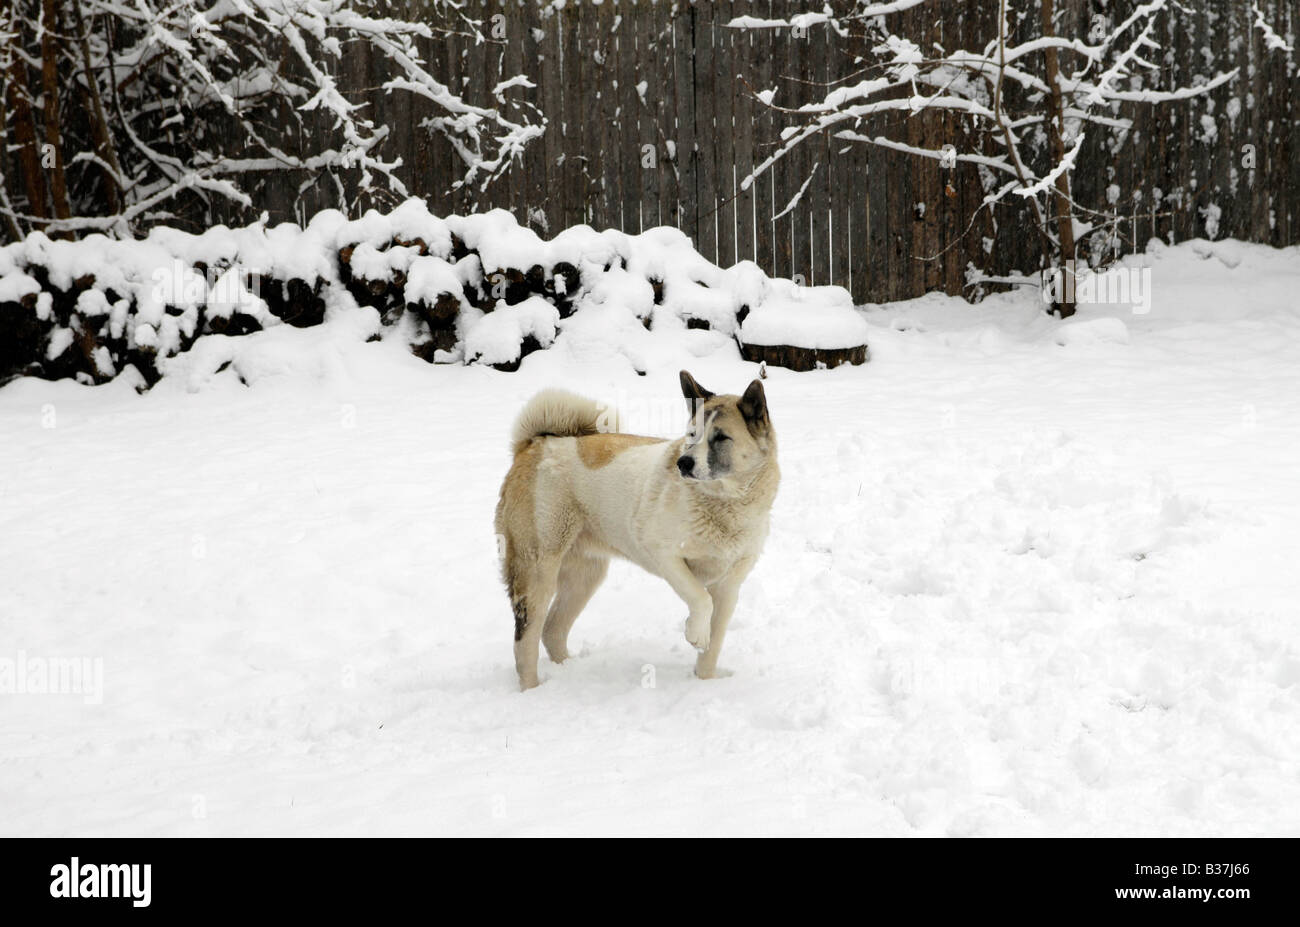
[833,131,1017,179]
[727,3,845,33]
[1069,69,1238,104]
[1015,134,1085,198]
[727,1,930,33]
[1251,3,1294,54]
[773,164,819,221]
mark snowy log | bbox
[0,201,870,388]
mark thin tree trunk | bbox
[0,0,24,239]
[5,7,48,226]
[70,0,122,217]
[1040,0,1077,317]
[991,0,1052,265]
[40,0,72,229]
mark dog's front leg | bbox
[659,558,713,651]
[695,580,739,679]
[696,558,754,679]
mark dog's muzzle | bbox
[676,456,695,478]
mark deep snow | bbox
[2,238,1298,836]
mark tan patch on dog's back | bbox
[576,433,665,469]
[502,439,543,505]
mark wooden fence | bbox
[264,0,1299,305]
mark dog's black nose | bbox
[676,456,694,477]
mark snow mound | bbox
[739,284,869,349]
[1052,317,1130,346]
[463,297,561,368]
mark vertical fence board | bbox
[481,10,504,211]
[630,2,651,231]
[447,25,470,217]
[771,11,794,281]
[404,3,433,215]
[500,0,524,222]
[618,4,643,232]
[850,0,878,304]
[1269,0,1290,246]
[538,5,562,234]
[1289,0,1300,247]
[595,4,618,230]
[712,4,737,267]
[525,0,549,228]
[729,0,755,267]
[825,15,852,296]
[464,20,489,213]
[807,21,828,287]
[672,6,698,239]
[695,3,718,265]
[751,0,775,274]
[788,23,811,286]
[561,5,586,228]
[770,13,789,281]
[651,10,676,229]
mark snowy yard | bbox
[2,239,1298,836]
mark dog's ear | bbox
[680,370,714,413]
[738,379,770,435]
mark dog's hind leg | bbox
[512,555,562,690]
[543,552,609,664]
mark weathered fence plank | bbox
[751,0,775,275]
[672,6,698,241]
[695,3,719,266]
[713,7,737,269]
[728,2,754,267]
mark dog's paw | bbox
[684,617,711,652]
[694,664,733,680]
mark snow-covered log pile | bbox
[0,200,868,388]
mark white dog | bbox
[495,371,780,689]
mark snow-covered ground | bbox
[2,238,1298,836]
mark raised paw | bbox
[684,615,711,652]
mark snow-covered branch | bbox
[1251,3,1293,54]
[1015,134,1084,198]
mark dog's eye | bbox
[711,432,730,443]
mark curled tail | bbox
[509,389,618,456]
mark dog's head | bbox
[675,370,775,486]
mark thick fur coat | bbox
[495,372,780,689]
